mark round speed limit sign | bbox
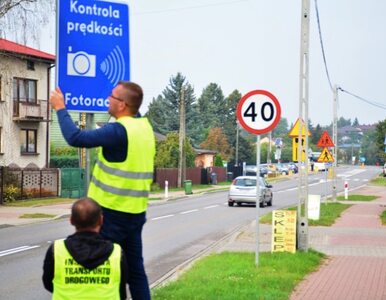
[236,90,281,134]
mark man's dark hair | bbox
[118,81,143,114]
[71,198,102,229]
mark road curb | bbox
[150,220,251,289]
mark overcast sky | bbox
[38,0,386,126]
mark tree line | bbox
[146,73,386,167]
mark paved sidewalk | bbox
[216,185,386,300]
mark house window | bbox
[20,129,37,154]
[27,60,35,70]
[13,78,37,104]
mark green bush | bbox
[50,156,79,168]
[50,143,78,156]
[3,185,21,203]
[151,183,161,192]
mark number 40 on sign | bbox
[236,90,281,135]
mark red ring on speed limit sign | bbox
[236,90,281,135]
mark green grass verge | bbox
[336,195,378,201]
[260,203,352,226]
[19,213,56,219]
[370,176,386,186]
[5,198,75,207]
[381,210,386,225]
[152,251,325,300]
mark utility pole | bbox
[177,87,186,188]
[235,120,239,167]
[297,0,310,252]
[267,131,272,164]
[332,85,338,201]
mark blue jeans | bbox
[101,207,150,300]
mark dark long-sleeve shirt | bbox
[57,109,128,162]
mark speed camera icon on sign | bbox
[236,90,281,135]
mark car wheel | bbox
[267,196,273,206]
[228,201,234,207]
[237,202,242,207]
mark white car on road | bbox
[228,176,273,207]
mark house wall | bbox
[194,153,214,168]
[50,111,110,148]
[0,54,51,168]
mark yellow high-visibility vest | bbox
[88,116,155,213]
[53,240,121,300]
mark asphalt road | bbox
[0,165,379,299]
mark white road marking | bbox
[204,205,219,209]
[180,209,198,215]
[0,245,40,257]
[151,214,174,221]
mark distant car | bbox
[228,176,273,207]
[276,163,289,175]
[287,162,298,174]
[245,165,269,177]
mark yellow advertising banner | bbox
[271,210,297,253]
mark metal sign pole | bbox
[85,113,94,190]
[255,134,261,266]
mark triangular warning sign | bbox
[317,148,334,163]
[288,118,311,137]
[317,131,334,148]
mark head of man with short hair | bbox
[70,198,103,232]
[108,81,143,118]
[118,80,143,114]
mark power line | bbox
[314,0,333,92]
[314,0,386,111]
[134,0,248,16]
[338,87,386,110]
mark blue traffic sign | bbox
[57,0,130,112]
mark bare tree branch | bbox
[0,0,36,18]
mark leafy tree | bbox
[273,118,289,136]
[214,154,223,167]
[337,116,352,127]
[200,128,232,161]
[145,73,203,146]
[360,129,378,165]
[353,117,359,126]
[197,83,226,132]
[230,135,255,165]
[146,95,172,135]
[375,119,386,163]
[155,132,195,168]
[222,89,242,161]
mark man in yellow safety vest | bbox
[42,198,128,299]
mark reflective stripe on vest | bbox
[88,117,155,213]
[53,240,121,300]
[91,176,149,198]
[95,160,153,179]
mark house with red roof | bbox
[0,38,55,168]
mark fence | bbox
[0,166,59,204]
[154,167,227,189]
[60,168,86,198]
